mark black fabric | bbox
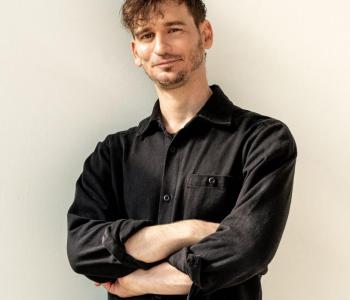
[66,84,297,300]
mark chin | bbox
[157,81,186,90]
[157,75,188,89]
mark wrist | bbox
[145,262,192,295]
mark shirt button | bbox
[154,296,162,299]
[208,176,216,184]
[163,194,171,202]
[169,146,176,153]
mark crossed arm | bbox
[69,121,297,298]
[97,219,220,297]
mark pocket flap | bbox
[186,173,233,189]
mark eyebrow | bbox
[134,21,187,38]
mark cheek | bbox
[138,45,152,61]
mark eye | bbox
[140,33,154,40]
[169,28,181,33]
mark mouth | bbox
[154,59,181,67]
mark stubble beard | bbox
[144,37,205,90]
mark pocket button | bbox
[208,176,216,184]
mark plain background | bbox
[1,0,349,299]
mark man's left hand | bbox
[95,268,149,298]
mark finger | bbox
[102,282,112,290]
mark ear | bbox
[131,40,142,67]
[200,20,214,50]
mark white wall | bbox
[0,1,349,299]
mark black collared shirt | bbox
[67,84,297,300]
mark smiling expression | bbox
[130,1,213,89]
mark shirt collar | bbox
[136,84,235,137]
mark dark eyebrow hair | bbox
[134,21,187,38]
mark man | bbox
[66,1,297,299]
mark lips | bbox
[154,59,180,66]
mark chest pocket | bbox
[183,173,235,221]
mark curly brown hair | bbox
[120,0,207,37]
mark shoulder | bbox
[230,105,297,158]
[233,104,295,137]
[96,116,150,150]
[232,105,287,131]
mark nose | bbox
[153,33,172,56]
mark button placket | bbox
[157,136,181,224]
[163,194,171,202]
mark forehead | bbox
[133,1,194,34]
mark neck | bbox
[154,73,213,134]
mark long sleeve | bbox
[167,119,298,297]
[66,135,157,283]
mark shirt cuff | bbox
[167,247,203,298]
[102,218,159,270]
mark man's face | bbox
[131,1,213,90]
